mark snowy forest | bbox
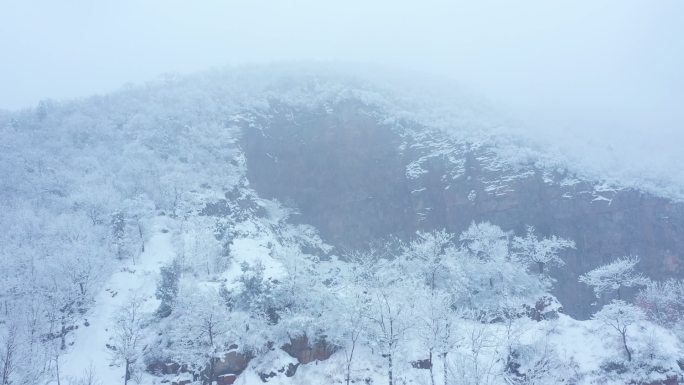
[2,1,684,383]
[1,67,684,385]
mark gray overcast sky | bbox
[1,0,683,165]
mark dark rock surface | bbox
[281,335,336,364]
[240,100,684,318]
[213,351,252,377]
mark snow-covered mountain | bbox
[239,96,684,319]
[1,66,683,385]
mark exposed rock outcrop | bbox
[281,335,336,364]
[240,100,684,318]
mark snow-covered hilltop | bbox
[1,66,684,385]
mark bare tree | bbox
[110,298,143,385]
[0,324,17,385]
[366,290,413,385]
[327,249,377,385]
[335,276,369,385]
[403,230,458,385]
[592,300,645,362]
[451,318,501,385]
[72,363,102,385]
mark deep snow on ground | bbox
[57,216,176,385]
[55,210,682,385]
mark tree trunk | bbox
[1,351,11,385]
[621,331,631,362]
[345,362,351,385]
[208,357,216,385]
[208,327,215,384]
[124,359,130,385]
[138,223,144,253]
[55,354,61,385]
[1,328,15,385]
[538,261,544,275]
[442,352,448,385]
[345,338,357,385]
[60,323,67,350]
[429,350,435,385]
[388,353,393,385]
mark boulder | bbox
[281,335,336,364]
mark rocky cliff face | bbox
[239,100,684,318]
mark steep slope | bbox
[57,216,176,385]
[3,67,684,385]
[240,99,684,318]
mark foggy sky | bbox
[1,1,683,185]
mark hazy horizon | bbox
[3,4,684,384]
[2,0,683,179]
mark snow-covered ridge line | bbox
[1,64,681,201]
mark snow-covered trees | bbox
[450,315,502,385]
[232,260,278,325]
[110,210,143,264]
[325,252,374,385]
[403,230,454,291]
[0,300,49,385]
[4,68,684,385]
[401,231,459,385]
[1,172,594,385]
[111,211,127,260]
[636,279,684,338]
[155,260,180,318]
[270,241,327,332]
[313,224,557,385]
[110,298,143,385]
[512,226,575,275]
[169,286,234,384]
[579,256,649,300]
[333,284,370,385]
[414,289,456,385]
[0,75,248,385]
[503,340,576,385]
[458,223,548,315]
[578,258,655,364]
[592,300,646,362]
[0,209,112,384]
[0,319,46,385]
[177,217,226,277]
[460,222,509,262]
[365,279,414,385]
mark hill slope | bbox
[1,66,683,385]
